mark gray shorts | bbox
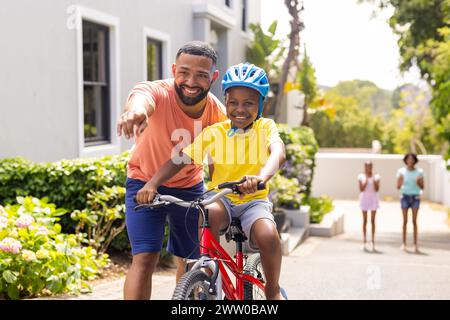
[211,195,276,250]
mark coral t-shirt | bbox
[126,79,227,188]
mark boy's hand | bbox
[237,175,265,197]
[136,182,158,204]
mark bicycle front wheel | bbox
[172,269,216,300]
[243,253,266,300]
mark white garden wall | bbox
[311,153,448,203]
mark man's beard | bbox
[174,83,211,106]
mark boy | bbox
[136,63,286,300]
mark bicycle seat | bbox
[225,218,247,243]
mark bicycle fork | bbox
[188,257,222,300]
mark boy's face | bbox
[225,87,260,129]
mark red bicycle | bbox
[135,179,267,300]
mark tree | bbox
[363,0,450,157]
[383,85,444,154]
[328,80,393,116]
[297,46,317,125]
[274,0,305,121]
[309,82,444,154]
[246,21,287,116]
[309,91,385,148]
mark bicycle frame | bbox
[134,180,267,300]
[197,206,265,300]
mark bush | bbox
[0,197,109,300]
[0,152,173,267]
[269,174,304,210]
[277,125,318,199]
[305,196,334,224]
[0,153,129,229]
[71,186,126,254]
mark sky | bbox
[260,0,424,91]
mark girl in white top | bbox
[358,161,380,252]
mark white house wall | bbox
[0,0,260,162]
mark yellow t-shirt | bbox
[182,118,283,204]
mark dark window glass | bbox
[82,20,110,145]
[225,0,231,7]
[147,38,162,81]
[242,0,248,32]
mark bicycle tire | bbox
[243,253,266,300]
[171,269,216,300]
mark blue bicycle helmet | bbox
[222,63,270,137]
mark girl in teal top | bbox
[396,153,424,253]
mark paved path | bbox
[280,200,450,299]
[44,200,450,300]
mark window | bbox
[241,0,248,32]
[82,20,110,146]
[225,0,231,8]
[147,38,162,81]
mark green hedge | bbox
[0,153,128,233]
[0,154,128,212]
[0,152,170,264]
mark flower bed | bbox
[0,197,108,299]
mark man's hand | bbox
[117,95,151,139]
[237,175,265,196]
[136,182,158,204]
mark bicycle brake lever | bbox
[134,200,169,210]
[217,178,246,190]
[133,194,166,210]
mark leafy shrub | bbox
[269,174,304,209]
[0,197,109,300]
[0,152,172,267]
[305,196,334,224]
[71,186,126,254]
[277,125,318,198]
[0,153,129,230]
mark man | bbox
[117,41,226,300]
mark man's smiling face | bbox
[172,53,218,106]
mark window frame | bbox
[241,0,248,32]
[142,27,171,81]
[82,20,111,146]
[75,6,121,158]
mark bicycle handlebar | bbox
[134,180,266,210]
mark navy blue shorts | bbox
[400,194,420,210]
[125,177,204,258]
